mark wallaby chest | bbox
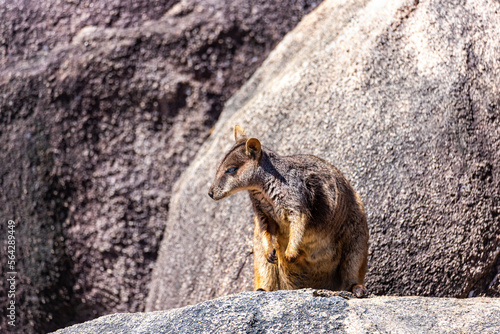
[249,185,299,230]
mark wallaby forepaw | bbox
[266,249,277,264]
[352,284,368,298]
[284,249,298,263]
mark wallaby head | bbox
[208,125,262,200]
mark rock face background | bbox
[56,290,500,334]
[0,1,320,332]
[147,0,500,312]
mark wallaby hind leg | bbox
[340,230,368,297]
[253,261,279,291]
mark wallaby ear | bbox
[245,137,261,159]
[234,125,247,142]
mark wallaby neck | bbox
[251,150,289,204]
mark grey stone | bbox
[147,0,500,312]
[54,290,500,333]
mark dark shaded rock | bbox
[146,0,500,312]
[0,0,179,62]
[55,290,500,334]
[0,1,320,332]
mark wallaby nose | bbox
[208,189,214,198]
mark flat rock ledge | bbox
[53,289,499,333]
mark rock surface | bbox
[147,0,500,312]
[0,1,320,332]
[55,290,500,333]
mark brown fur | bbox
[208,125,369,297]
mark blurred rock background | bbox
[0,1,320,332]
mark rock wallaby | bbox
[208,125,369,297]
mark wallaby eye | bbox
[225,167,238,174]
